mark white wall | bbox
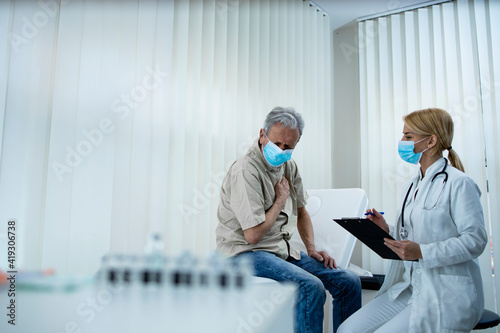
[332,22,363,267]
[0,0,334,275]
[332,23,361,189]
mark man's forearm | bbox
[244,176,289,245]
[297,208,315,252]
[243,202,283,244]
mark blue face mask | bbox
[263,135,294,167]
[398,137,430,164]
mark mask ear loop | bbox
[415,137,432,163]
[264,132,270,145]
[415,136,431,152]
[264,133,279,151]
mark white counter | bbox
[0,279,296,333]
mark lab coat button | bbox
[416,269,421,274]
[414,290,419,295]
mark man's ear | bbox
[259,129,265,145]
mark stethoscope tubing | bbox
[400,158,449,229]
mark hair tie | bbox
[447,146,452,151]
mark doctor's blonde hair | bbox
[403,108,465,172]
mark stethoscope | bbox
[399,158,449,239]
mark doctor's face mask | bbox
[398,137,430,165]
[263,134,294,167]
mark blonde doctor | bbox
[338,108,488,333]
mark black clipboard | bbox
[333,218,402,261]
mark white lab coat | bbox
[376,158,488,333]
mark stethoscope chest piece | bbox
[399,228,408,240]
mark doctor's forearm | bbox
[419,233,487,268]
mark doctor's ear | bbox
[428,134,438,148]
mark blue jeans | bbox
[235,251,361,333]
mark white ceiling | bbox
[312,0,436,31]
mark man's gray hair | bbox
[263,107,305,137]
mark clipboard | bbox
[333,218,403,261]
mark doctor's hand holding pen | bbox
[365,208,422,261]
[365,208,389,233]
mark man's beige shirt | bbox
[216,139,308,260]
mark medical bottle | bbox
[142,233,166,287]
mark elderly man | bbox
[216,107,361,333]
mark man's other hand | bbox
[308,250,337,269]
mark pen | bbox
[364,212,384,216]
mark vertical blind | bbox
[0,0,332,275]
[359,0,499,316]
